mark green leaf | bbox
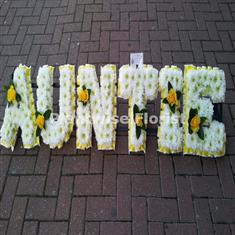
[198,127,204,140]
[189,108,198,120]
[140,108,147,114]
[162,98,168,104]
[87,89,91,97]
[200,117,207,124]
[82,85,86,90]
[36,127,41,137]
[176,91,181,100]
[188,126,193,134]
[36,111,42,117]
[133,104,139,116]
[136,126,141,139]
[44,110,51,120]
[140,124,146,131]
[169,104,175,113]
[16,94,21,102]
[168,82,173,91]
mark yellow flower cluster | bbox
[190,115,201,133]
[78,89,89,104]
[167,88,178,106]
[36,115,45,129]
[7,85,16,103]
[135,114,143,127]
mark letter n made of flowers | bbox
[76,64,117,150]
[118,65,158,152]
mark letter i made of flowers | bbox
[158,66,184,154]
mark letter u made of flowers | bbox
[36,65,75,149]
[0,64,39,150]
[184,65,226,157]
[118,65,158,153]
[76,64,117,150]
[158,66,183,153]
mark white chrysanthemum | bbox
[144,66,159,100]
[203,121,225,152]
[190,98,213,123]
[159,66,183,92]
[211,70,226,102]
[185,132,200,150]
[78,124,91,144]
[119,65,134,99]
[0,108,17,142]
[131,124,145,148]
[158,121,182,151]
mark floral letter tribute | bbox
[36,65,75,149]
[0,64,39,150]
[118,65,159,152]
[76,64,117,150]
[0,63,226,157]
[158,66,183,153]
[183,65,226,157]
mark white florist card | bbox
[130,53,144,68]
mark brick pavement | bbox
[0,0,235,234]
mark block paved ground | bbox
[0,0,235,234]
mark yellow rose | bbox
[167,89,177,106]
[7,85,16,103]
[78,89,89,103]
[190,115,201,133]
[135,114,144,127]
[36,115,45,129]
